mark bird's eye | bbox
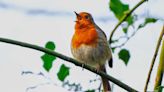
[85,16,89,19]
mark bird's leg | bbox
[82,61,87,71]
[95,64,101,77]
[82,63,85,71]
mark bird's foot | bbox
[95,68,101,77]
[82,63,85,71]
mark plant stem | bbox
[154,40,164,91]
[144,25,164,92]
[109,0,147,43]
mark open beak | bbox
[74,11,79,17]
[74,11,79,22]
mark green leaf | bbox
[111,47,116,52]
[46,41,56,50]
[41,41,56,72]
[118,49,130,65]
[155,86,164,92]
[57,64,70,81]
[85,89,95,92]
[41,54,56,72]
[109,0,135,34]
[123,27,128,33]
[109,0,129,20]
[127,16,134,26]
[138,18,157,30]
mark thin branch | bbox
[0,37,138,92]
[112,37,129,49]
[144,25,164,92]
[112,29,138,49]
[26,82,54,92]
[109,0,147,43]
[22,71,56,92]
[154,40,164,91]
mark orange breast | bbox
[72,27,98,48]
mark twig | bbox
[144,25,164,92]
[26,82,53,92]
[0,37,138,92]
[22,71,56,92]
[62,80,82,91]
[109,0,147,43]
[98,83,102,92]
[112,29,138,49]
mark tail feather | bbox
[108,58,113,68]
[100,66,111,92]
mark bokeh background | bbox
[0,0,163,92]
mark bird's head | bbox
[74,12,95,28]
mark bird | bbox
[71,12,113,92]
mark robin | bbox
[71,12,113,92]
